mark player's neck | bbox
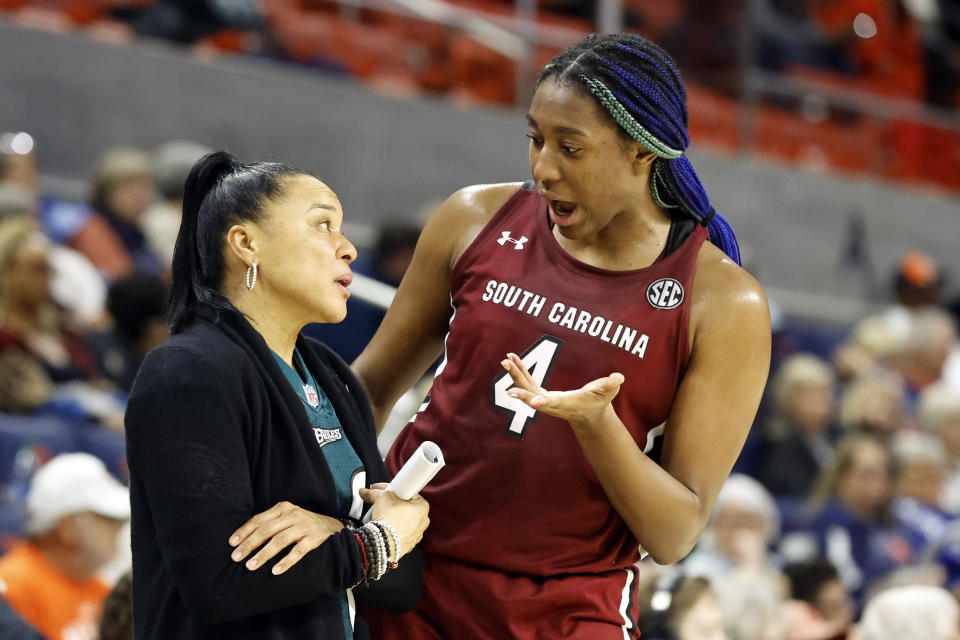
[553,193,672,271]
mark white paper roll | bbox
[386,441,445,500]
[363,441,445,522]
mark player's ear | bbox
[632,143,656,175]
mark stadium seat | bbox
[76,427,127,484]
[267,9,343,65]
[885,120,960,190]
[447,33,517,105]
[621,0,686,40]
[0,501,25,541]
[686,85,740,153]
[195,28,252,54]
[0,414,80,495]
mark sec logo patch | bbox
[646,278,684,310]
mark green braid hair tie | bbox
[580,76,684,160]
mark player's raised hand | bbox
[500,352,625,428]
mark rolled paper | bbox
[386,441,445,500]
[363,441,445,522]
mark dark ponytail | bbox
[167,151,305,332]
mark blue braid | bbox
[540,34,741,265]
[596,60,686,145]
[611,46,687,114]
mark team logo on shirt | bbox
[303,384,320,407]
[314,428,342,448]
[646,278,684,310]
[497,231,528,250]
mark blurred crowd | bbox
[0,132,189,425]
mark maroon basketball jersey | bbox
[386,184,708,576]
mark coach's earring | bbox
[245,262,258,290]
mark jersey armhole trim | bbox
[450,183,533,287]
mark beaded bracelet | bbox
[365,523,388,580]
[356,525,381,581]
[372,520,401,570]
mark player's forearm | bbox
[569,408,708,564]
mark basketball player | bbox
[355,34,771,638]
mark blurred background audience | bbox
[0,453,128,640]
[857,584,960,640]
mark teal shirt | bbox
[272,348,364,639]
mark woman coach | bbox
[125,152,429,639]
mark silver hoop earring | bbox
[245,262,258,290]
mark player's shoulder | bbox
[438,182,526,222]
[692,241,769,324]
[423,182,527,268]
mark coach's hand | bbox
[360,483,430,560]
[228,502,344,575]
[501,352,625,430]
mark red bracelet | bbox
[352,532,369,579]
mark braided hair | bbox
[539,34,741,265]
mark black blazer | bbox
[126,305,421,640]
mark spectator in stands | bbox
[684,474,784,584]
[142,140,209,271]
[858,584,960,640]
[0,218,83,411]
[86,273,169,391]
[0,218,85,375]
[920,383,960,513]
[0,133,108,328]
[636,573,728,640]
[97,571,132,640]
[900,308,958,399]
[0,217,124,426]
[1,140,132,284]
[887,432,960,584]
[0,453,129,640]
[0,185,36,221]
[713,572,786,640]
[833,314,908,383]
[88,147,162,277]
[780,560,852,640]
[838,371,905,438]
[758,354,838,498]
[792,434,911,602]
[893,251,944,309]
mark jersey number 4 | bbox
[490,334,563,439]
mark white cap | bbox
[25,453,130,535]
